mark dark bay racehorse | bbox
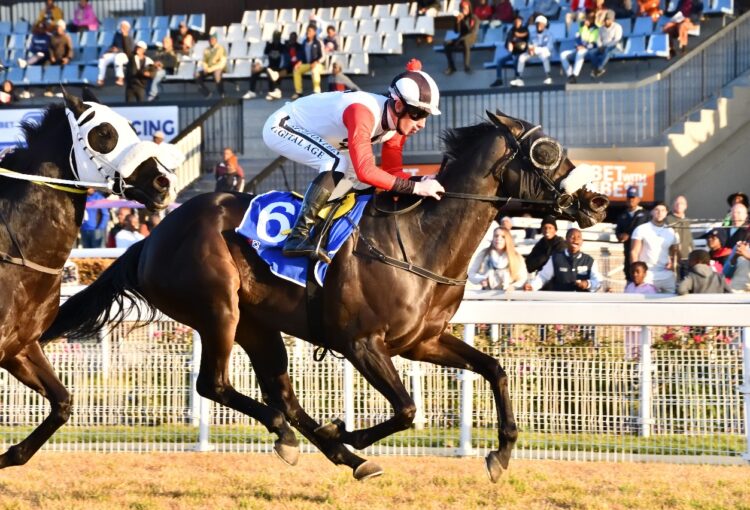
[43,111,609,481]
[0,90,178,468]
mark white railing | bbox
[1,291,748,463]
[172,126,202,196]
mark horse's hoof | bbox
[315,418,345,440]
[485,451,505,483]
[353,460,384,481]
[273,441,300,466]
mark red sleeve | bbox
[381,133,410,180]
[342,103,397,190]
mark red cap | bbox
[405,59,422,72]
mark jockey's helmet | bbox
[389,59,441,119]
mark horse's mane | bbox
[19,103,67,149]
[441,122,499,162]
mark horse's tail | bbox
[41,240,157,344]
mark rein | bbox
[0,209,63,275]
[0,167,101,194]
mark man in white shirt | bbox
[631,202,679,293]
[115,213,145,248]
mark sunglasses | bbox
[405,105,430,121]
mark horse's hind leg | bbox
[0,342,71,468]
[403,332,518,483]
[235,323,382,481]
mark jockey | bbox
[262,59,445,263]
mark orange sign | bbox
[403,161,656,202]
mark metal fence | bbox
[2,293,748,463]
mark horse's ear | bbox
[81,87,100,104]
[63,91,88,118]
[487,110,524,139]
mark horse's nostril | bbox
[591,195,609,212]
[154,175,171,192]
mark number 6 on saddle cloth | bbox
[236,190,370,287]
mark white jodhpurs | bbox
[98,51,129,81]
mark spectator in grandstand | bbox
[525,215,567,280]
[97,20,132,87]
[195,33,227,99]
[244,58,281,100]
[511,15,554,87]
[474,0,494,21]
[590,10,622,78]
[566,0,597,29]
[148,36,177,102]
[723,192,749,226]
[263,59,444,261]
[443,0,479,75]
[593,0,610,26]
[524,228,603,292]
[489,15,529,87]
[666,195,694,278]
[560,12,599,84]
[631,202,679,293]
[638,0,663,21]
[499,216,525,243]
[624,261,658,293]
[172,21,194,57]
[327,62,360,92]
[726,203,750,249]
[292,25,324,98]
[322,25,339,53]
[48,20,74,66]
[0,80,16,105]
[616,185,650,282]
[36,0,63,31]
[17,22,51,69]
[68,0,99,33]
[527,0,563,24]
[80,189,108,248]
[604,0,634,18]
[284,32,304,75]
[677,249,732,294]
[417,0,441,44]
[662,10,697,56]
[124,40,154,103]
[152,130,165,144]
[106,207,131,247]
[469,227,528,290]
[702,227,731,273]
[493,0,516,23]
[115,213,145,248]
[724,240,750,292]
[213,147,245,192]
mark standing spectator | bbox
[493,0,516,23]
[624,261,658,294]
[152,130,165,144]
[616,185,650,283]
[322,25,339,53]
[560,12,599,84]
[36,0,63,31]
[148,36,177,102]
[124,40,153,103]
[114,213,145,248]
[667,194,694,278]
[214,147,245,192]
[677,250,732,295]
[590,10,622,78]
[80,189,108,248]
[0,80,17,105]
[702,228,731,273]
[68,0,99,33]
[292,25,324,98]
[443,0,479,75]
[97,20,132,86]
[469,227,528,290]
[17,22,51,68]
[106,207,132,247]
[48,20,74,66]
[631,203,680,293]
[726,203,749,248]
[724,240,750,292]
[489,15,529,87]
[327,62,360,92]
[171,21,194,57]
[524,228,603,291]
[525,215,567,272]
[511,15,554,86]
[195,33,227,99]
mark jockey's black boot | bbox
[283,173,334,262]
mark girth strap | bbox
[0,210,63,275]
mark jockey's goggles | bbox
[405,104,430,121]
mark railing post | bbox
[97,329,110,381]
[344,359,355,429]
[490,324,500,343]
[458,324,475,456]
[411,361,426,430]
[190,330,201,427]
[639,326,653,438]
[740,327,750,463]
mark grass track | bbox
[1,453,749,509]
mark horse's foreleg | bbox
[0,342,71,469]
[403,332,517,483]
[318,334,417,451]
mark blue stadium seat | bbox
[24,65,43,85]
[169,14,187,30]
[134,16,151,30]
[0,21,11,36]
[81,65,99,84]
[42,65,61,85]
[6,66,24,84]
[619,18,632,37]
[646,33,670,57]
[548,22,567,42]
[479,26,506,48]
[188,14,205,33]
[152,16,169,30]
[8,33,27,49]
[61,64,82,84]
[134,29,152,46]
[99,30,116,48]
[622,35,647,58]
[12,21,29,34]
[705,0,734,13]
[632,16,654,36]
[3,48,24,68]
[75,46,98,64]
[0,35,6,52]
[79,30,98,48]
[152,28,168,46]
[101,18,118,32]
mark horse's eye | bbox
[87,123,118,154]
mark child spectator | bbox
[0,80,16,105]
[724,240,750,292]
[511,15,554,86]
[214,147,245,192]
[677,249,732,294]
[322,25,339,52]
[624,261,658,294]
[469,227,528,290]
[327,62,360,91]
